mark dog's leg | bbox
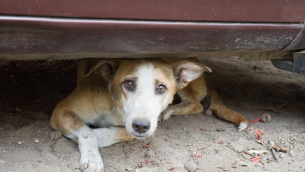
[207,83,248,131]
[162,74,248,131]
[76,126,134,171]
[51,111,133,172]
[50,111,104,172]
[93,127,134,147]
[75,126,104,172]
[162,88,203,120]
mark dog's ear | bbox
[173,61,212,89]
[84,60,119,82]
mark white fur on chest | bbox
[85,107,125,128]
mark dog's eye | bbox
[157,84,167,94]
[124,80,134,90]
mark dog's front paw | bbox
[79,152,104,172]
[162,109,174,121]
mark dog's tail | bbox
[206,83,248,131]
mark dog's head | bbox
[86,59,211,139]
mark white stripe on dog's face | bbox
[115,61,176,138]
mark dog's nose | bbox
[132,119,150,134]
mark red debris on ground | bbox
[250,117,261,123]
[249,156,261,162]
[169,167,175,171]
[256,130,262,140]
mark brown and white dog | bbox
[50,58,248,172]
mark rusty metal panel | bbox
[0,16,302,59]
[0,0,305,23]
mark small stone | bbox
[204,109,212,116]
[184,161,197,172]
[146,150,154,157]
[261,113,271,123]
[50,131,63,141]
[268,140,275,149]
[239,161,248,167]
[216,128,226,132]
[17,141,22,145]
[279,152,285,158]
[192,151,196,156]
[34,139,39,143]
[134,169,140,172]
[288,150,294,157]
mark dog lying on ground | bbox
[50,58,248,172]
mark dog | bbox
[50,58,248,172]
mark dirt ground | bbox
[0,56,304,172]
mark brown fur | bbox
[162,58,248,128]
[49,57,247,172]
